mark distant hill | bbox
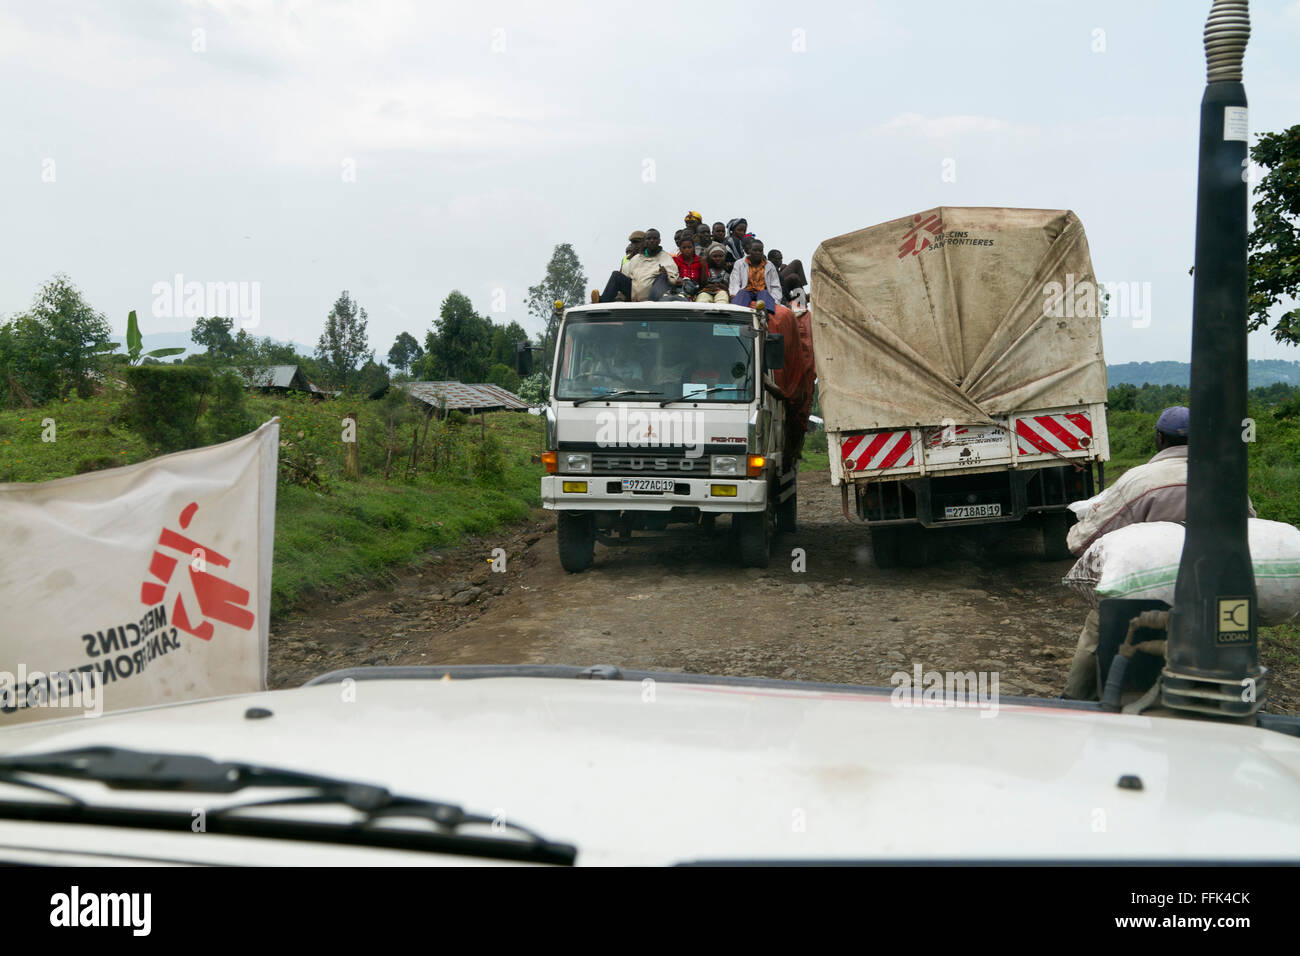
[1107,360,1300,388]
[107,331,313,361]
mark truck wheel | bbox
[1042,512,1073,561]
[777,488,797,534]
[899,526,929,568]
[871,528,900,569]
[557,512,595,573]
[738,510,771,568]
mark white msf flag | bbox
[0,420,279,725]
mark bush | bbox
[206,370,253,444]
[122,365,212,452]
[518,372,547,404]
[486,363,522,393]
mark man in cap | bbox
[600,227,679,303]
[599,231,650,302]
[1060,406,1255,698]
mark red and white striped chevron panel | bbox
[840,430,916,472]
[1015,412,1093,455]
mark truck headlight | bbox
[563,453,591,473]
[710,455,741,476]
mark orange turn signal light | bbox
[542,450,558,474]
[747,455,766,477]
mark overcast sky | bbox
[2,0,1298,366]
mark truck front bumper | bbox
[542,475,766,512]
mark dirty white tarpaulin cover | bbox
[810,207,1108,432]
[0,420,279,724]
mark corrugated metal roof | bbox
[237,365,307,390]
[400,381,531,411]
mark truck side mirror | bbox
[763,333,785,371]
[515,341,534,377]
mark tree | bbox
[388,331,423,374]
[489,320,530,368]
[527,244,587,369]
[355,358,391,397]
[1248,125,1300,344]
[315,291,372,390]
[3,273,115,402]
[486,363,521,393]
[191,316,237,361]
[421,291,494,382]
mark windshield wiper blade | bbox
[660,386,739,407]
[0,747,576,864]
[571,389,660,407]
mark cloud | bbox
[874,112,1015,138]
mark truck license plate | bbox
[622,479,675,492]
[943,503,1002,519]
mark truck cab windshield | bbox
[555,317,754,404]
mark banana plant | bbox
[121,310,186,365]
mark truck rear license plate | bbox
[943,504,1002,519]
[622,479,674,492]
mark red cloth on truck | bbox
[771,305,815,420]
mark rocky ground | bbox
[268,470,1299,715]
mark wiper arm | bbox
[571,389,660,407]
[660,386,739,407]
[0,747,575,864]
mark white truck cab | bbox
[538,301,798,571]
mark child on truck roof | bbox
[695,244,731,303]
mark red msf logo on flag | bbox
[140,502,255,641]
[898,213,943,258]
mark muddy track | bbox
[268,471,1298,714]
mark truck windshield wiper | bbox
[571,389,661,407]
[660,386,740,406]
[0,746,575,865]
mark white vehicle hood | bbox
[1,676,1298,865]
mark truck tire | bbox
[899,526,928,568]
[871,527,900,569]
[738,510,771,568]
[557,512,595,573]
[777,487,797,534]
[1042,512,1073,561]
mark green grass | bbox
[1105,406,1300,526]
[1,386,547,618]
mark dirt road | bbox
[268,470,1300,709]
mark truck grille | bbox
[590,452,710,477]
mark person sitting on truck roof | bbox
[694,222,712,256]
[725,218,749,263]
[599,231,650,302]
[674,235,707,297]
[728,238,782,313]
[712,221,728,244]
[1061,406,1256,700]
[684,210,703,231]
[599,228,680,303]
[696,244,731,303]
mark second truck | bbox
[810,206,1110,567]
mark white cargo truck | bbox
[535,301,811,571]
[810,207,1110,566]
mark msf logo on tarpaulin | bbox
[140,502,254,641]
[898,213,943,258]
